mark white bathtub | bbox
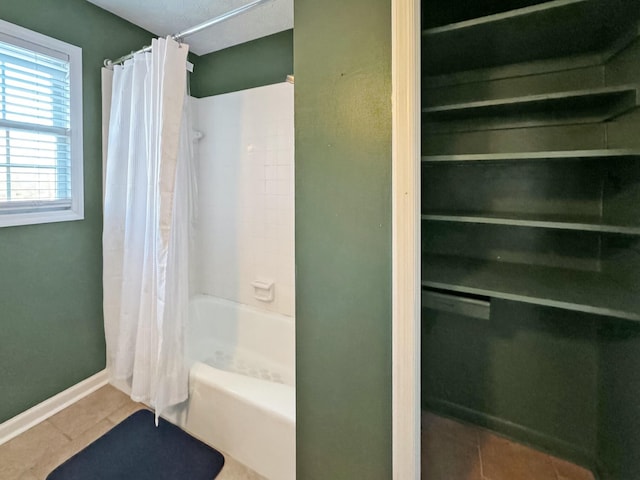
[171,295,295,480]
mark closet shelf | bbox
[421,213,640,235]
[422,86,639,133]
[422,255,640,321]
[422,0,640,76]
[422,149,640,163]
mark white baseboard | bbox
[0,369,109,445]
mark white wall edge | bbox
[391,0,421,479]
[0,369,109,446]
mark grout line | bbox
[477,442,487,480]
[49,419,75,443]
[550,455,560,479]
[475,428,485,480]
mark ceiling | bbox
[86,0,293,56]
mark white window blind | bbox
[0,19,83,227]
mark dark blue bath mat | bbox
[46,409,225,480]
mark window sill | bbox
[0,209,84,228]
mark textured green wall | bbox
[294,0,392,478]
[0,0,151,423]
[190,30,293,98]
[597,320,640,480]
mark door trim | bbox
[391,0,421,478]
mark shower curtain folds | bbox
[102,37,195,423]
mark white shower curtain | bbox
[102,37,195,422]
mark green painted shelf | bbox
[422,85,640,133]
[422,149,640,163]
[421,213,640,235]
[422,255,640,321]
[422,0,640,76]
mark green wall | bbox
[294,0,393,478]
[422,301,599,467]
[0,0,151,423]
[190,30,293,98]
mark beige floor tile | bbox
[422,411,480,447]
[48,385,129,439]
[0,421,69,479]
[422,427,482,480]
[29,419,114,480]
[551,456,594,480]
[215,453,267,480]
[106,400,146,425]
[479,431,557,480]
[17,472,39,480]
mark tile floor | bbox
[1,390,596,480]
[422,411,595,480]
[0,385,265,480]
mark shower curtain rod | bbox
[104,0,271,67]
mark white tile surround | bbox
[192,82,295,317]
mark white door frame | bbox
[391,0,421,479]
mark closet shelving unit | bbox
[422,256,640,321]
[421,212,640,235]
[422,0,640,78]
[422,85,640,132]
[421,0,640,322]
[423,149,640,162]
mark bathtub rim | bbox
[189,361,296,424]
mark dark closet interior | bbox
[420,1,640,478]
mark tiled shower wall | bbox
[192,82,294,317]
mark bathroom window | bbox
[0,19,83,227]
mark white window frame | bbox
[0,19,83,228]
